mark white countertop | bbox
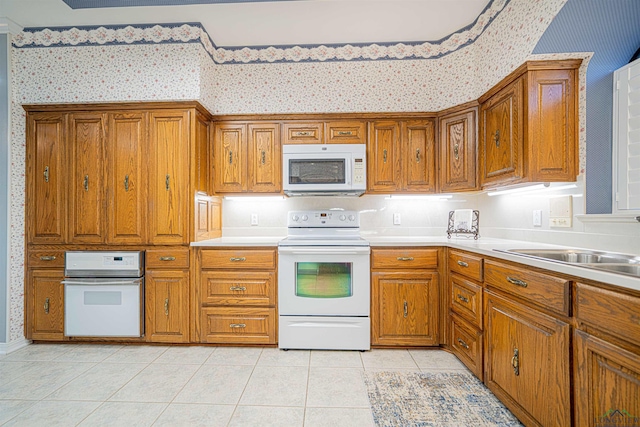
[192,235,640,292]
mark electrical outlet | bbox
[533,210,542,227]
[393,213,401,225]
[251,213,258,226]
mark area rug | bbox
[364,371,523,427]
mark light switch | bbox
[533,210,542,227]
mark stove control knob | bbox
[348,214,356,221]
[292,215,299,222]
[301,215,308,221]
[339,214,346,221]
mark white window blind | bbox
[614,57,640,212]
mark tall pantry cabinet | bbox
[24,102,218,342]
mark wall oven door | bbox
[63,278,144,337]
[278,246,370,316]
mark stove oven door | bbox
[277,246,370,316]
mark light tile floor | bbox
[0,344,469,426]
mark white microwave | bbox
[282,144,366,196]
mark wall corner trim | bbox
[0,18,23,35]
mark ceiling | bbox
[1,0,492,47]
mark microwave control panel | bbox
[353,158,365,184]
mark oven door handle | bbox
[62,279,142,286]
[278,247,370,255]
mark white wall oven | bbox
[63,251,144,337]
[278,210,370,350]
[282,144,366,196]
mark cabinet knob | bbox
[383,149,388,163]
[396,257,414,261]
[44,298,50,314]
[403,301,408,318]
[229,257,246,262]
[44,166,50,183]
[261,150,266,165]
[457,294,469,303]
[39,255,56,261]
[124,175,129,192]
[164,298,169,316]
[83,175,89,192]
[457,338,469,349]
[511,348,520,376]
[457,260,469,268]
[229,150,233,165]
[230,286,247,291]
[165,174,170,191]
[453,143,460,160]
[229,323,246,328]
[493,129,500,147]
[159,256,176,261]
[415,148,421,163]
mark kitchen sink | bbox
[496,249,640,278]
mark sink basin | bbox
[496,249,640,279]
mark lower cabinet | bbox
[371,248,440,346]
[145,270,190,343]
[29,269,66,341]
[450,313,483,379]
[485,290,571,426]
[200,307,276,344]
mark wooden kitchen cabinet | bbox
[479,60,580,188]
[371,248,440,346]
[367,119,436,193]
[196,247,278,344]
[282,120,365,144]
[438,105,478,192]
[26,112,68,244]
[145,269,190,343]
[214,122,281,193]
[485,289,571,426]
[28,269,66,341]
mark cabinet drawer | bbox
[371,248,438,270]
[325,121,366,144]
[576,282,640,345]
[450,274,483,328]
[450,313,483,380]
[283,122,323,144]
[200,271,275,306]
[146,248,190,269]
[200,307,276,344]
[27,250,66,268]
[200,249,276,270]
[448,250,483,282]
[484,260,569,315]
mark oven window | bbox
[289,159,346,184]
[295,262,352,298]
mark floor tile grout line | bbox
[225,347,264,427]
[302,350,312,427]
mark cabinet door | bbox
[107,112,147,244]
[485,290,571,426]
[69,113,106,243]
[480,78,524,187]
[371,271,439,346]
[195,112,211,194]
[148,110,190,245]
[248,123,281,193]
[574,330,640,427]
[29,269,65,340]
[146,270,189,343]
[439,108,478,192]
[528,69,578,182]
[214,123,247,193]
[402,120,436,192]
[26,113,67,244]
[367,121,401,192]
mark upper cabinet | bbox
[439,105,478,192]
[282,120,365,144]
[25,102,213,246]
[479,60,580,188]
[213,122,281,194]
[368,119,437,193]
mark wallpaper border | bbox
[12,0,511,64]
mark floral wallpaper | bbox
[7,0,582,343]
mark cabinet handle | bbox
[396,257,414,261]
[229,150,233,164]
[44,298,50,314]
[230,323,246,328]
[39,255,56,261]
[457,260,469,268]
[457,338,469,349]
[83,175,89,192]
[454,143,460,160]
[506,276,528,288]
[229,257,246,262]
[295,131,311,136]
[457,294,469,303]
[164,298,169,316]
[165,174,170,191]
[337,131,354,136]
[124,175,129,192]
[493,129,500,147]
[261,150,266,165]
[511,348,519,376]
[230,286,247,291]
[159,256,176,261]
[403,301,408,318]
[383,149,387,163]
[415,148,421,163]
[44,166,49,183]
